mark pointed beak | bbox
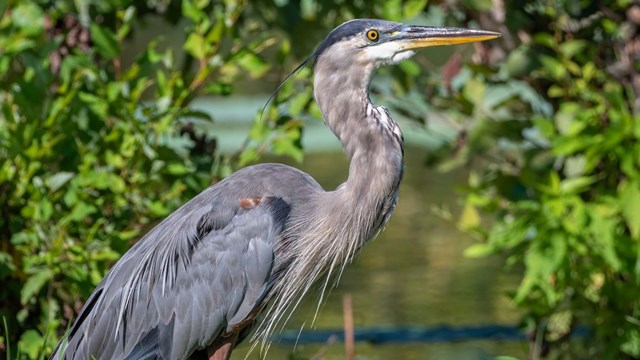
[392,25,501,49]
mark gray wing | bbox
[52,188,291,360]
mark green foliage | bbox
[423,1,640,358]
[0,0,272,357]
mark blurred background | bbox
[1,0,639,359]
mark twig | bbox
[342,293,355,360]
[3,317,10,360]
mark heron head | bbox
[314,19,500,67]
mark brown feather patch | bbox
[239,197,262,209]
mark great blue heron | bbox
[50,18,498,360]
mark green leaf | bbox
[560,176,597,194]
[90,24,120,60]
[559,40,587,59]
[78,92,109,118]
[248,119,269,142]
[206,20,225,44]
[238,147,259,167]
[620,181,640,239]
[464,243,493,258]
[37,198,54,221]
[621,328,640,357]
[399,60,421,77]
[21,270,53,304]
[272,128,303,162]
[539,55,566,80]
[66,202,98,222]
[205,82,233,95]
[552,136,594,155]
[18,330,44,360]
[149,200,171,216]
[46,172,75,191]
[533,33,557,48]
[515,240,560,305]
[11,2,44,36]
[458,204,480,230]
[182,0,204,22]
[300,0,318,19]
[589,205,622,271]
[3,38,36,53]
[119,6,136,23]
[0,252,16,276]
[402,0,428,18]
[548,85,565,98]
[184,33,206,60]
[382,0,402,20]
[462,77,486,107]
[288,89,311,116]
[236,51,270,79]
[166,162,190,175]
[532,116,556,138]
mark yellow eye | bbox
[367,29,379,42]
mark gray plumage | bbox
[50,19,499,360]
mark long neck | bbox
[313,54,404,243]
[258,55,406,340]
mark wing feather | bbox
[52,192,290,360]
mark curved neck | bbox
[260,54,407,337]
[312,54,404,241]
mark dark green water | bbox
[231,148,527,359]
